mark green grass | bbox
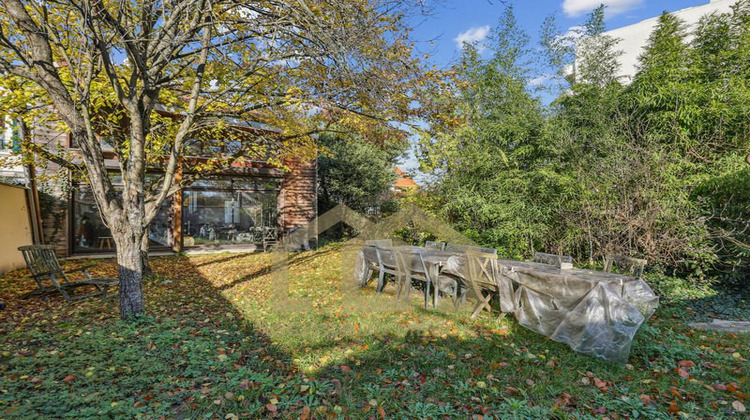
[0,243,748,418]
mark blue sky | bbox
[408,0,711,70]
[398,0,713,177]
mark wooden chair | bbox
[533,252,573,267]
[465,250,513,318]
[360,245,381,287]
[18,245,118,302]
[373,246,405,294]
[604,255,647,278]
[395,247,433,310]
[262,227,278,252]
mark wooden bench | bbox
[18,245,118,302]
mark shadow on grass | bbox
[0,255,309,418]
[3,250,748,419]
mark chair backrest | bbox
[424,241,445,251]
[533,252,573,265]
[365,239,393,248]
[445,243,497,255]
[465,250,498,288]
[263,227,277,241]
[604,254,647,278]
[18,245,66,281]
[395,247,429,278]
[374,246,400,271]
[471,246,497,255]
[362,245,380,268]
[444,243,469,253]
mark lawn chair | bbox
[465,250,513,318]
[262,227,278,252]
[360,245,381,287]
[395,247,433,310]
[533,252,573,267]
[18,245,118,302]
[373,246,405,294]
[604,255,647,278]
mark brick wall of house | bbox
[278,159,317,233]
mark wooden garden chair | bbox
[360,245,381,287]
[604,254,647,278]
[262,227,278,251]
[18,245,118,302]
[465,250,513,318]
[395,247,433,310]
[373,245,405,294]
[533,252,573,267]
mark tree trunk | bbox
[140,233,152,277]
[115,233,145,318]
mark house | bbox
[601,0,736,83]
[392,166,417,194]
[0,117,26,185]
[7,115,317,257]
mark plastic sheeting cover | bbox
[355,247,659,363]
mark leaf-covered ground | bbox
[0,243,748,418]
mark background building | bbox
[603,0,735,82]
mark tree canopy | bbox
[0,0,429,318]
[419,2,750,280]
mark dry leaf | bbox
[732,401,746,413]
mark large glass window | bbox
[72,186,171,253]
[182,183,278,247]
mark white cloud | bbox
[558,25,585,47]
[454,25,491,51]
[562,0,643,18]
[527,74,553,87]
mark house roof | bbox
[393,166,417,189]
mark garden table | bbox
[442,256,659,363]
[357,245,659,362]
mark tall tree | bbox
[0,0,424,319]
[575,5,623,87]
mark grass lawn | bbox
[1,243,748,418]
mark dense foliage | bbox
[317,134,404,215]
[419,2,750,280]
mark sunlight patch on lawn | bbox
[185,246,514,374]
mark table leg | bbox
[431,264,440,310]
[424,273,430,310]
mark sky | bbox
[407,0,711,70]
[398,0,714,177]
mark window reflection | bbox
[182,190,277,246]
[72,187,171,253]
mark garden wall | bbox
[0,182,32,273]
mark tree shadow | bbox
[4,249,745,418]
[0,254,305,418]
